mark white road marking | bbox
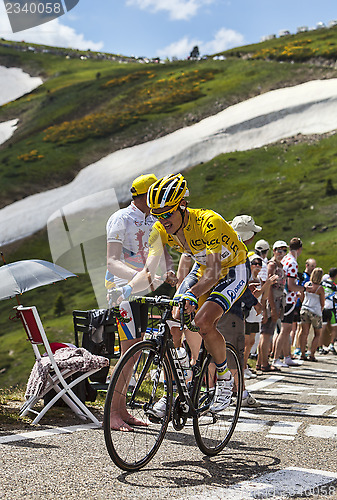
[2,366,336,445]
[300,404,335,416]
[236,419,268,433]
[292,368,326,376]
[184,467,337,499]
[262,402,336,417]
[247,375,285,391]
[315,388,337,397]
[267,420,301,440]
[266,434,295,440]
[264,384,310,394]
[0,423,100,445]
[305,424,337,439]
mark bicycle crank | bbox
[172,396,188,430]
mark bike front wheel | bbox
[104,340,173,471]
[193,342,243,455]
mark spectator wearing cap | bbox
[106,173,176,431]
[254,239,270,283]
[257,241,287,372]
[293,258,317,357]
[272,237,304,368]
[231,215,262,246]
[248,239,270,357]
[210,214,263,406]
[245,254,277,378]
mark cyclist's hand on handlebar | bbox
[179,290,198,313]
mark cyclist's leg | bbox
[111,301,148,430]
[194,300,227,363]
[184,328,202,365]
[194,263,248,363]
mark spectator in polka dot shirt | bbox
[272,237,305,368]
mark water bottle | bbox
[177,347,192,382]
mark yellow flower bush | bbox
[43,69,216,144]
[252,39,328,62]
[102,70,154,88]
[17,150,44,162]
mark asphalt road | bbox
[1,353,337,500]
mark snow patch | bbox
[0,66,43,146]
[0,66,43,106]
[1,78,337,246]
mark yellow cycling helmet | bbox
[147,173,188,210]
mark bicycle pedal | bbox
[147,413,162,424]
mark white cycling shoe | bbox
[210,374,234,412]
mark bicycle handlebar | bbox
[109,294,199,332]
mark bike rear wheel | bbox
[193,342,243,455]
[104,340,173,471]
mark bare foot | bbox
[124,414,148,427]
[110,417,133,432]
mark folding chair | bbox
[73,309,120,390]
[17,305,108,425]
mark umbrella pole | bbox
[1,252,21,305]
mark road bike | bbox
[103,295,243,471]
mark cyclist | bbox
[119,173,249,412]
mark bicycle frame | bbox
[127,296,207,419]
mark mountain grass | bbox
[221,25,337,62]
[1,38,336,207]
[0,29,337,388]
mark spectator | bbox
[106,173,176,430]
[245,254,277,377]
[231,214,262,247]
[298,267,325,361]
[272,237,304,368]
[257,241,287,372]
[293,258,317,356]
[254,239,270,283]
[216,287,261,407]
[227,215,263,405]
[320,268,337,354]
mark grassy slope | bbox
[221,25,337,61]
[1,29,337,387]
[0,40,335,206]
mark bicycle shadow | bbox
[115,442,280,491]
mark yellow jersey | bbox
[148,208,247,276]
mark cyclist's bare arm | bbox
[184,253,222,312]
[177,253,193,287]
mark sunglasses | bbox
[151,204,179,220]
[275,248,287,253]
[251,261,262,266]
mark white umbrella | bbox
[0,259,76,301]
